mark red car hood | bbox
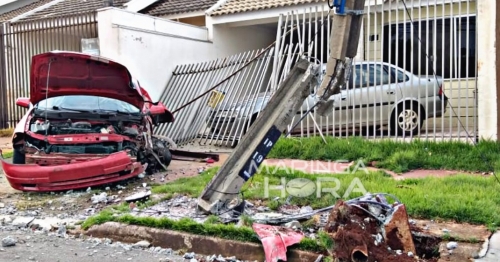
[30,51,144,109]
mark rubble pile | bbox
[325,194,440,262]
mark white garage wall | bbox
[97,7,276,102]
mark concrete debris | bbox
[133,240,151,249]
[0,203,4,208]
[183,252,195,259]
[283,220,302,230]
[91,192,109,204]
[125,191,151,203]
[1,236,16,247]
[299,206,313,214]
[446,241,458,250]
[11,216,35,227]
[57,224,67,237]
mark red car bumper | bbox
[1,151,144,192]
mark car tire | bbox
[13,146,25,164]
[157,147,172,168]
[391,102,424,136]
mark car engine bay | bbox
[22,116,171,174]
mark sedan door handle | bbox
[341,97,346,101]
[387,90,395,95]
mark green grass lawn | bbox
[0,128,13,137]
[81,209,328,253]
[2,151,12,159]
[82,166,500,254]
[267,136,500,173]
[152,167,500,229]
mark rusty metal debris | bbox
[351,243,368,262]
[326,193,420,262]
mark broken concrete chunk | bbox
[183,252,195,259]
[299,206,313,214]
[91,193,108,204]
[446,242,458,250]
[119,243,132,251]
[12,216,35,227]
[284,220,302,230]
[132,240,151,249]
[125,191,151,203]
[1,236,16,247]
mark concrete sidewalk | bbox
[475,232,500,262]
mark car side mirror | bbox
[149,102,175,124]
[16,97,30,108]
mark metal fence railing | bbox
[156,48,278,147]
[275,0,478,143]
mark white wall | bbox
[211,24,276,57]
[97,8,276,102]
[97,8,214,102]
[477,0,497,140]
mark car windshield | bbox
[36,95,141,113]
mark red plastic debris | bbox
[252,223,304,262]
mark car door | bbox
[349,63,400,129]
[292,82,351,135]
[314,86,351,133]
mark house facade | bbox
[0,0,498,143]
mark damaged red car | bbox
[1,51,175,192]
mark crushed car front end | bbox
[3,107,149,191]
[2,51,174,192]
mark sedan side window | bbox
[390,67,410,83]
[354,64,391,88]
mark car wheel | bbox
[157,147,172,168]
[13,146,25,164]
[391,102,424,136]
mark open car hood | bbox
[30,51,144,109]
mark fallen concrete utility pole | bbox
[197,0,366,214]
[197,59,319,214]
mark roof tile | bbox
[17,0,130,22]
[0,0,53,22]
[140,0,218,17]
[210,0,325,16]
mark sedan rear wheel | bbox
[391,102,424,136]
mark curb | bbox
[85,222,322,261]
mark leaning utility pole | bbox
[197,0,366,215]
